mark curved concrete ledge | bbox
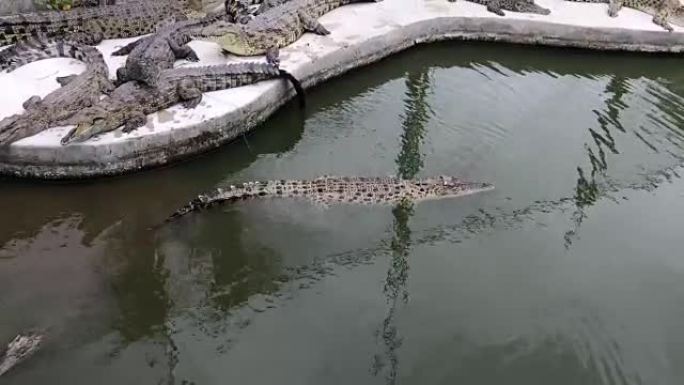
[0,0,683,179]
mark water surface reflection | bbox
[1,43,684,384]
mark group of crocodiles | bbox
[0,0,681,145]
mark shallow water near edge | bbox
[1,42,684,385]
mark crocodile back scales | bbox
[168,176,495,220]
[0,0,195,45]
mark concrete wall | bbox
[1,0,683,179]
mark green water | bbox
[1,43,684,385]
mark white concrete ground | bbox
[0,0,682,178]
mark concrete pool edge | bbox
[1,16,683,180]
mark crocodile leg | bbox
[22,96,42,110]
[56,75,78,86]
[486,0,506,16]
[168,36,200,62]
[607,0,623,17]
[114,67,129,86]
[266,47,280,66]
[112,36,151,56]
[122,110,147,133]
[100,78,116,95]
[177,81,203,108]
[299,12,331,35]
[653,8,674,31]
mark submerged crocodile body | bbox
[0,0,203,46]
[198,0,382,65]
[0,38,113,146]
[112,12,230,86]
[566,0,683,31]
[0,333,43,377]
[448,0,550,16]
[61,62,305,144]
[167,176,494,220]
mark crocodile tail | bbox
[1,36,106,73]
[278,69,306,109]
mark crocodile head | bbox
[509,0,551,15]
[61,109,123,145]
[414,176,494,200]
[0,332,43,376]
[216,31,263,56]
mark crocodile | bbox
[0,0,204,46]
[196,0,382,65]
[61,61,305,144]
[0,333,43,377]
[565,0,683,31]
[448,0,550,16]
[112,11,231,86]
[167,176,495,221]
[0,37,114,146]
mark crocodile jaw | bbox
[61,116,120,145]
[427,180,495,200]
[215,32,263,56]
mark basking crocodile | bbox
[448,0,550,16]
[112,11,230,86]
[0,38,114,146]
[167,176,495,221]
[0,333,43,377]
[61,62,305,144]
[0,0,204,46]
[566,0,683,31]
[197,0,382,65]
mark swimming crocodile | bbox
[0,0,204,46]
[112,11,230,86]
[167,176,494,221]
[0,38,114,146]
[566,0,683,31]
[197,0,382,65]
[0,333,43,377]
[61,62,305,144]
[448,0,550,16]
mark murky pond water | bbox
[1,42,684,385]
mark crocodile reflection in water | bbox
[371,70,432,385]
[564,75,630,248]
[564,73,684,248]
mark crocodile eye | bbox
[92,117,105,125]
